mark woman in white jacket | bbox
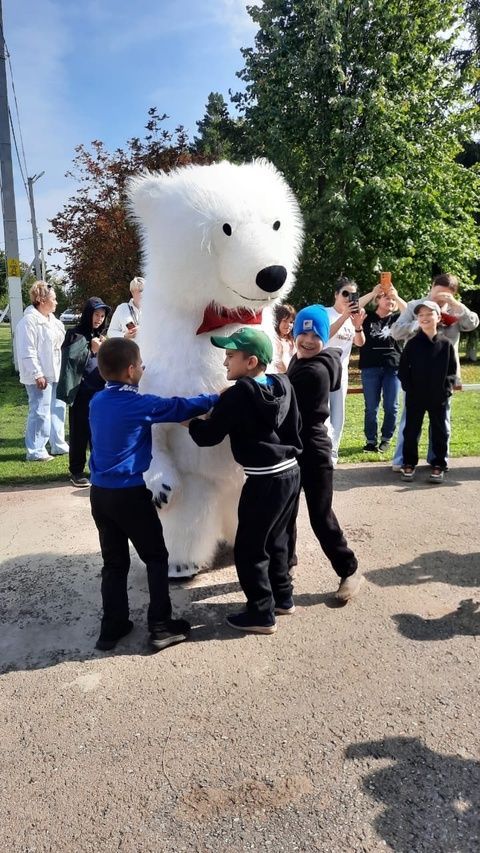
[107,276,144,339]
[15,281,68,461]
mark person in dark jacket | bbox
[57,296,111,487]
[89,337,219,652]
[398,300,457,484]
[189,327,302,635]
[287,305,362,603]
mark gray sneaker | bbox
[335,572,365,603]
[70,473,91,488]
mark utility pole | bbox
[0,0,22,366]
[39,231,46,280]
[28,172,44,280]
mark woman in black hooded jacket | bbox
[57,297,110,486]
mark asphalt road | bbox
[1,459,479,852]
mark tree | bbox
[233,0,480,304]
[50,109,206,308]
[194,92,237,159]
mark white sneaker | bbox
[391,464,404,473]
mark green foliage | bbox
[232,0,480,303]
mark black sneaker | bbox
[149,618,191,651]
[378,439,390,452]
[95,620,134,651]
[70,473,90,488]
[363,443,378,452]
[226,611,277,635]
[274,597,296,615]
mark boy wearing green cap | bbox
[188,327,302,634]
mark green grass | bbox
[1,325,479,485]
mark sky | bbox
[2,0,258,272]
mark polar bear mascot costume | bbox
[127,160,303,578]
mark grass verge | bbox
[1,326,479,485]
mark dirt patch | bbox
[177,774,314,822]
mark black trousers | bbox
[69,386,95,476]
[234,466,301,620]
[403,397,449,469]
[90,484,171,638]
[289,460,358,579]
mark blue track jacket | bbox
[89,382,218,488]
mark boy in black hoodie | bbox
[398,300,456,484]
[57,296,111,487]
[287,305,362,602]
[189,328,302,635]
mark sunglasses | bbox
[340,289,357,298]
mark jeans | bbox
[393,393,451,466]
[25,382,68,461]
[361,367,400,444]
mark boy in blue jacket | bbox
[89,337,218,652]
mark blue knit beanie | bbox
[293,305,330,345]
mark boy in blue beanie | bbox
[189,327,302,634]
[287,305,363,602]
[89,337,219,652]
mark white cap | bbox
[414,300,441,317]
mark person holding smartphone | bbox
[107,276,144,339]
[325,277,366,465]
[358,278,407,452]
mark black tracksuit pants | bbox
[234,466,301,621]
[289,459,358,579]
[69,385,96,476]
[402,397,449,469]
[90,484,172,639]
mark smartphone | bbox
[125,321,136,330]
[380,271,392,291]
[347,292,359,313]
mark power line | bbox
[3,37,29,184]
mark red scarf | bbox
[196,302,263,335]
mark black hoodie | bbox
[57,297,111,403]
[287,348,342,465]
[189,374,302,474]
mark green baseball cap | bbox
[210,327,273,365]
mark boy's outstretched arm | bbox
[143,392,219,424]
[188,391,235,447]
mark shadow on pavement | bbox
[366,551,480,589]
[0,551,243,675]
[392,599,480,641]
[346,736,480,852]
[333,463,479,491]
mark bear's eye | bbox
[273,220,281,231]
[222,223,232,236]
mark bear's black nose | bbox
[256,265,287,293]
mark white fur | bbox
[127,160,304,576]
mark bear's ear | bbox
[126,172,169,221]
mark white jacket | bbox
[15,305,66,385]
[107,299,141,338]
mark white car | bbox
[59,309,81,324]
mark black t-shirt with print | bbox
[359,311,402,370]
